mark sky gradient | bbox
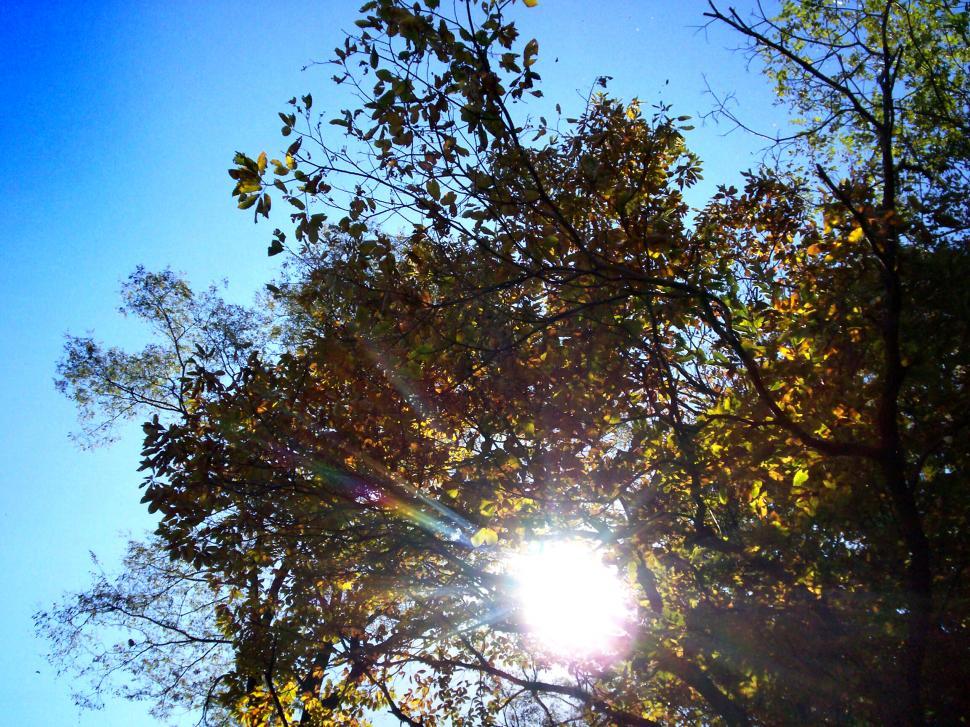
[0,1,780,723]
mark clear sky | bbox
[0,1,780,724]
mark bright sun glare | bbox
[509,539,634,660]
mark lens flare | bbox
[509,539,635,660]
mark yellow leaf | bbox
[470,527,498,547]
[523,0,538,6]
[848,226,865,243]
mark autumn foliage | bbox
[43,1,969,724]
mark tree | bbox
[36,538,235,725]
[46,1,968,724]
[702,2,970,720]
[57,266,274,448]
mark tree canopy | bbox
[42,1,969,724]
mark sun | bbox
[508,539,635,660]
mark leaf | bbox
[236,179,261,195]
[523,0,538,6]
[524,39,539,68]
[258,193,271,218]
[470,527,498,548]
[793,469,809,488]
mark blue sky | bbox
[0,1,780,724]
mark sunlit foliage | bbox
[46,1,968,724]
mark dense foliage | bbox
[42,1,969,724]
